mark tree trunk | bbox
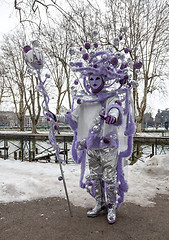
[31,122,37,134]
[136,121,142,132]
[19,117,25,131]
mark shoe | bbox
[107,203,116,224]
[87,202,107,217]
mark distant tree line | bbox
[143,108,169,129]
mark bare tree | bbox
[0,63,5,104]
[24,73,41,133]
[105,0,169,131]
[1,34,28,131]
[40,24,72,112]
[14,0,169,131]
[0,32,41,132]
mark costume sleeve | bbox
[108,108,120,121]
[55,115,69,124]
[106,96,123,126]
[70,105,80,122]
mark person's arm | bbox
[46,110,69,124]
[100,100,122,125]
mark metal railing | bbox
[0,133,169,164]
[0,132,73,163]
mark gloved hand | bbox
[100,114,116,124]
[46,110,56,122]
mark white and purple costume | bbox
[23,38,141,223]
[55,68,136,224]
[50,42,139,224]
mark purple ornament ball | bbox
[134,61,142,69]
[23,45,31,53]
[84,42,91,50]
[110,57,118,66]
[124,48,130,54]
[94,42,98,48]
[103,136,111,144]
[77,98,82,104]
[82,53,89,60]
[74,79,79,85]
[54,125,59,131]
[58,176,63,181]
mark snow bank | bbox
[0,154,169,208]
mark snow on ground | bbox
[0,154,169,208]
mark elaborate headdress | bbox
[69,27,142,96]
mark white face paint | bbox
[89,74,104,93]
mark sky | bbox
[0,1,18,41]
[0,1,169,117]
[0,153,169,208]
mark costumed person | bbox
[46,34,142,224]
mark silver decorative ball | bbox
[92,57,98,63]
[114,189,118,194]
[90,51,96,57]
[116,52,121,58]
[27,69,32,74]
[113,135,117,140]
[80,139,86,145]
[32,40,40,47]
[94,116,101,124]
[78,145,82,150]
[45,73,50,78]
[69,47,75,55]
[113,38,119,46]
[81,48,86,54]
[92,30,98,36]
[93,125,100,132]
[135,69,140,74]
[102,54,107,59]
[71,66,76,72]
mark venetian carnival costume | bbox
[51,40,141,224]
[23,33,142,223]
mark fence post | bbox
[14,151,17,160]
[155,139,157,155]
[4,139,8,159]
[151,144,154,156]
[21,136,24,161]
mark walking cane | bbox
[23,41,73,217]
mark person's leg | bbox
[87,149,106,217]
[101,147,118,224]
